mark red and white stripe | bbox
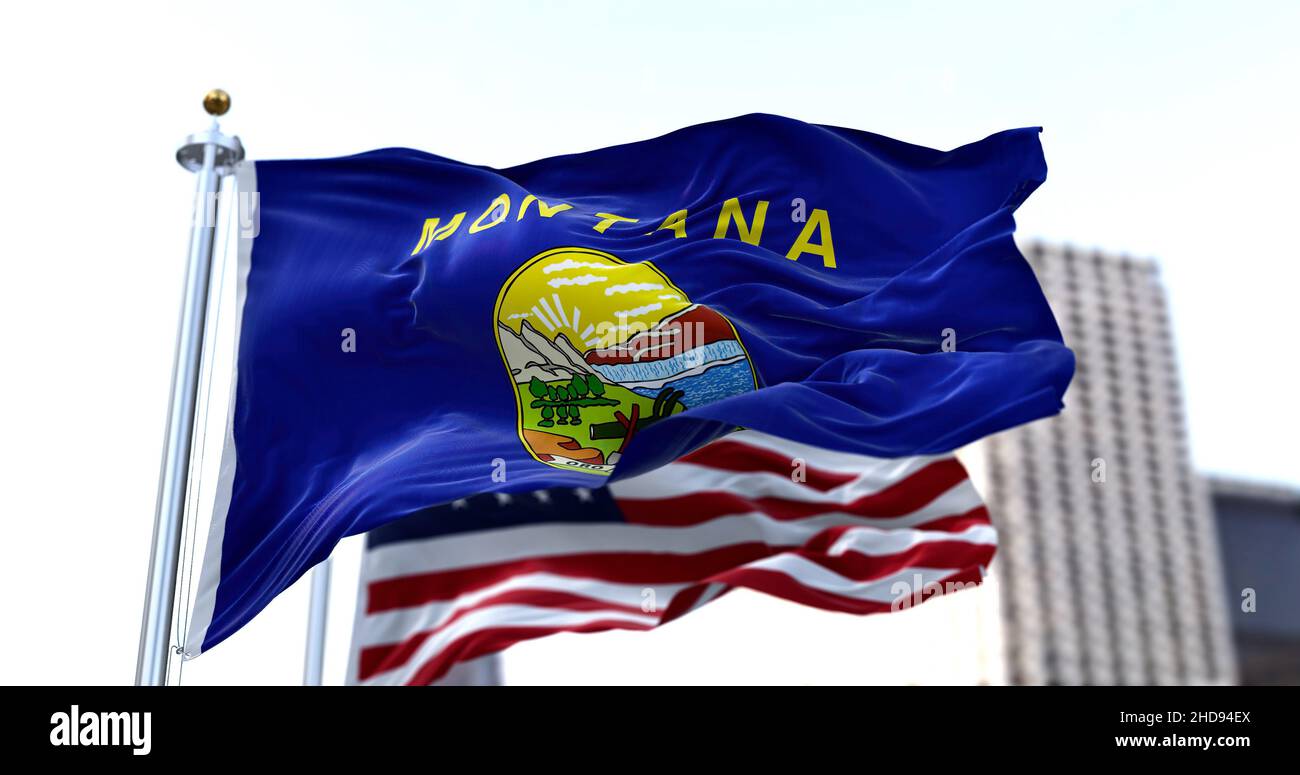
[348,430,995,685]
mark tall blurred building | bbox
[972,243,1236,684]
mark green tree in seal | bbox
[527,373,618,429]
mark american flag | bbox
[347,430,995,685]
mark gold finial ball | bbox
[203,89,231,116]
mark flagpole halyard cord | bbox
[136,90,243,686]
[175,169,236,685]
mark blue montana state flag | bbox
[187,114,1073,655]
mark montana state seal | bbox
[494,247,758,474]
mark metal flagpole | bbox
[136,90,244,686]
[303,557,333,686]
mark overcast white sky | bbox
[0,1,1295,685]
